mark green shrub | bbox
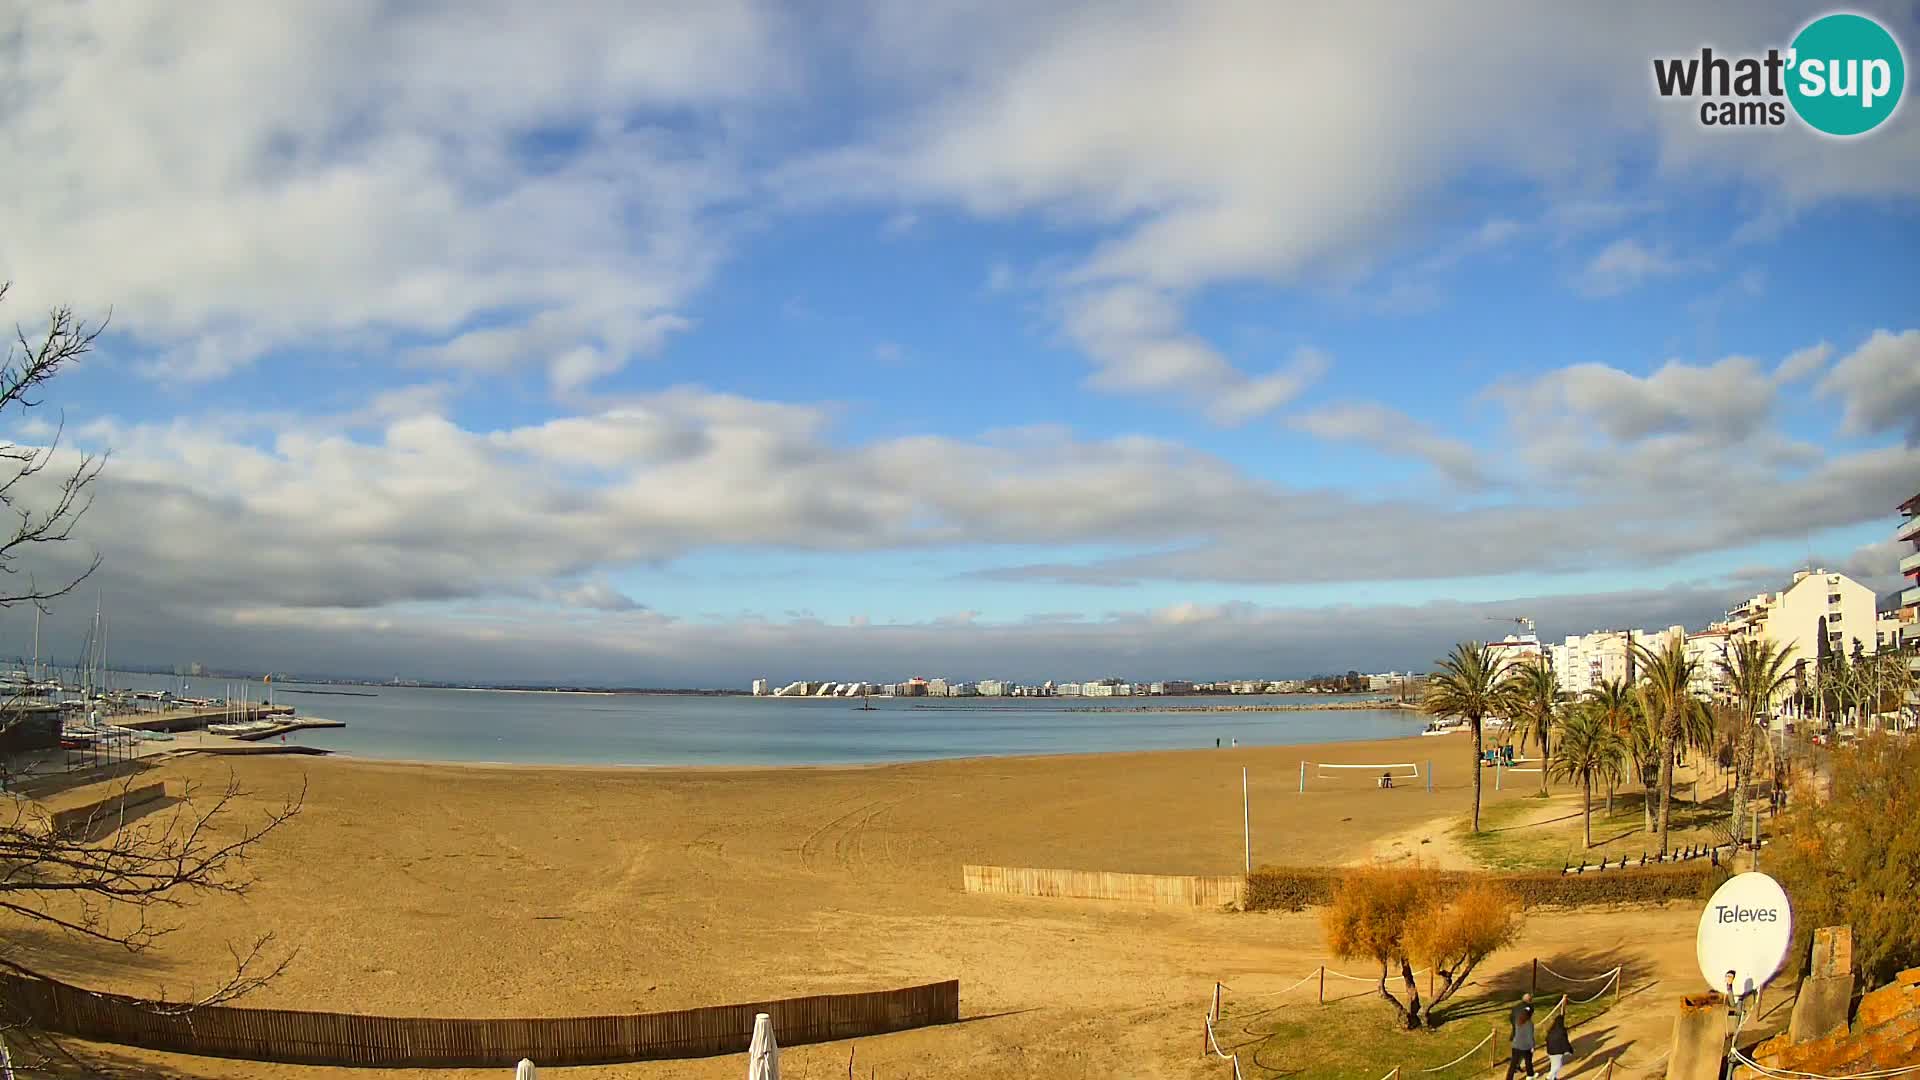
[1245,862,1712,912]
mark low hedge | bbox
[1245,861,1720,912]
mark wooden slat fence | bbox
[0,972,958,1067]
[47,782,171,838]
[963,863,1245,908]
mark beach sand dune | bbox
[10,735,1702,1078]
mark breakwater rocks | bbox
[1063,700,1420,714]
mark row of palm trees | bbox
[1424,635,1828,852]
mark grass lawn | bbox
[1212,976,1618,1079]
[1457,779,1760,872]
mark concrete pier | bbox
[111,705,297,733]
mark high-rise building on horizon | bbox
[751,678,768,696]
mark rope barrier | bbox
[1225,969,1323,1001]
[1325,967,1430,982]
[1419,1029,1493,1073]
[1203,1013,1246,1080]
[1536,962,1619,984]
[1538,970,1622,1020]
[1207,960,1622,1077]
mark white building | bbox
[977,679,1009,697]
[1547,627,1683,696]
[1684,626,1735,701]
[1900,491,1920,662]
[751,678,769,696]
[1727,569,1880,667]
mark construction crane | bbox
[1486,616,1536,637]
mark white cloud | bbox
[872,341,906,364]
[0,3,777,385]
[1820,329,1920,444]
[1060,285,1325,424]
[1497,354,1778,445]
[1289,403,1491,489]
[1774,342,1832,385]
[1577,238,1700,297]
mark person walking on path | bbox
[1544,1009,1572,1079]
[1505,997,1536,1080]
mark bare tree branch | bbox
[0,282,108,614]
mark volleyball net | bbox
[1298,761,1426,792]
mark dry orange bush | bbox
[1322,863,1522,1028]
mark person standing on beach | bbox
[1505,997,1535,1080]
[1544,1010,1572,1078]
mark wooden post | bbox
[1531,958,1538,996]
[1211,982,1221,1022]
[1242,767,1251,873]
[1318,965,1325,1005]
[1298,760,1306,794]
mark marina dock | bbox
[113,705,297,733]
[108,708,343,742]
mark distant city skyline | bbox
[1,4,1916,686]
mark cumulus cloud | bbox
[1289,403,1491,489]
[1061,285,1326,423]
[0,2,776,387]
[1820,329,1920,444]
[1774,342,1832,385]
[1496,354,1778,446]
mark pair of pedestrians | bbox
[1505,994,1573,1080]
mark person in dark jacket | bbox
[1505,1000,1535,1079]
[1545,1010,1573,1078]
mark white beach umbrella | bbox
[514,1058,537,1080]
[747,1012,780,1080]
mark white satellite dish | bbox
[1697,871,1792,998]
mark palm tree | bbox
[1585,678,1637,817]
[1632,636,1699,855]
[1719,638,1795,845]
[1623,701,1661,834]
[1549,704,1627,849]
[1501,657,1559,797]
[1424,642,1512,834]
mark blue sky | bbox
[1,2,1917,685]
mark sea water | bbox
[105,674,1422,766]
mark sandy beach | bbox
[11,734,1720,1079]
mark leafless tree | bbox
[1,282,108,617]
[0,285,304,1071]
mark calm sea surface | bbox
[107,673,1422,766]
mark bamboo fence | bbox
[963,863,1246,908]
[0,971,959,1067]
